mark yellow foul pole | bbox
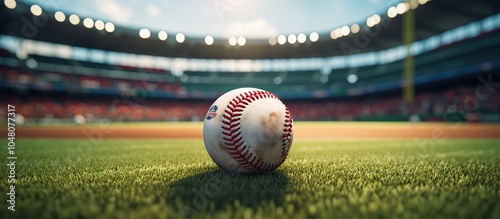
[403,8,415,103]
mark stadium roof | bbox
[1,0,498,59]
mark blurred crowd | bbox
[0,66,184,93]
[1,83,499,123]
[1,95,209,122]
[289,84,500,121]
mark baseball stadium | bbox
[1,0,500,218]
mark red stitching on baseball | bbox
[221,90,293,173]
[281,106,293,158]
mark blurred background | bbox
[0,0,499,125]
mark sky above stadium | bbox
[21,0,399,39]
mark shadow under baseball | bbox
[166,168,289,217]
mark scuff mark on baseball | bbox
[203,87,294,174]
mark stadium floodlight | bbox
[176,33,185,43]
[277,35,286,45]
[105,22,115,33]
[366,17,373,27]
[25,58,38,69]
[366,16,378,28]
[139,28,151,39]
[69,14,80,25]
[341,26,350,36]
[340,26,350,37]
[404,2,411,12]
[330,30,338,39]
[5,0,17,9]
[372,14,381,25]
[410,0,419,9]
[347,74,358,84]
[268,36,277,46]
[83,18,94,29]
[273,76,282,85]
[297,33,306,43]
[309,32,319,42]
[30,5,42,16]
[158,31,168,41]
[288,34,297,44]
[334,28,342,38]
[228,36,237,46]
[387,6,398,18]
[418,0,429,5]
[351,24,360,34]
[205,36,214,45]
[54,11,66,22]
[94,20,105,30]
[237,37,246,46]
[396,3,407,14]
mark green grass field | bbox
[1,138,499,219]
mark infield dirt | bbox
[13,122,500,139]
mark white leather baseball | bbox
[203,88,293,174]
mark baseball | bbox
[203,88,294,174]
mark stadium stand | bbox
[1,77,499,123]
